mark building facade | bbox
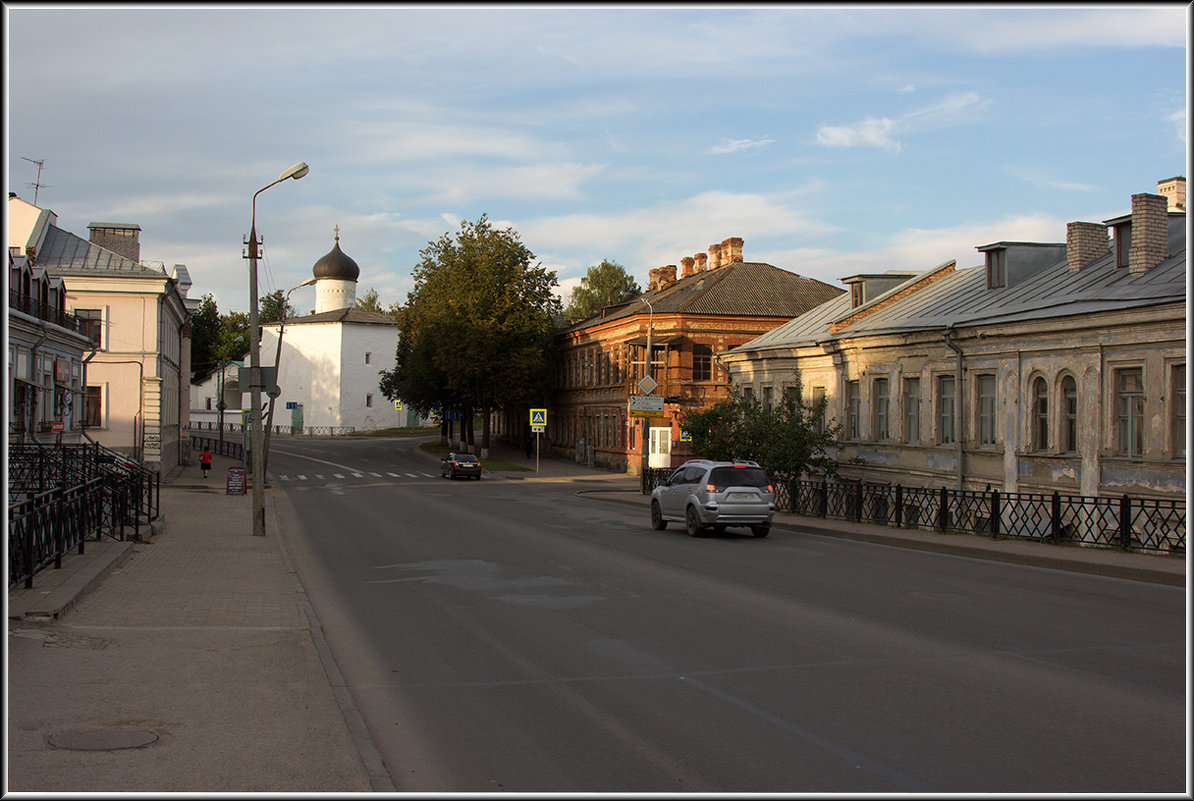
[721,181,1187,501]
[503,237,844,472]
[8,194,196,473]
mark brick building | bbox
[493,237,843,472]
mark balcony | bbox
[9,289,81,333]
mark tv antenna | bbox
[21,157,51,205]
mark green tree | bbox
[678,388,843,483]
[190,293,222,382]
[379,215,560,453]
[355,287,385,313]
[563,259,641,323]
[215,310,250,362]
[259,290,297,324]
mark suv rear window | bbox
[707,466,770,490]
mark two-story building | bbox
[720,179,1187,502]
[512,237,843,472]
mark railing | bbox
[640,468,1185,555]
[8,478,106,590]
[9,288,81,332]
[190,433,244,461]
[185,423,357,438]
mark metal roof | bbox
[36,224,165,278]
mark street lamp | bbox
[639,296,654,475]
[262,276,317,479]
[245,161,308,536]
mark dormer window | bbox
[986,248,1006,289]
[1113,223,1131,268]
[850,283,864,308]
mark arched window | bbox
[1032,377,1049,452]
[1060,375,1077,454]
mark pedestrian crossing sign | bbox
[530,408,547,427]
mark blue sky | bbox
[5,4,1187,315]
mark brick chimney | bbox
[680,256,695,278]
[694,252,708,272]
[708,243,723,270]
[659,265,678,289]
[87,223,142,263]
[1128,193,1170,274]
[721,236,744,264]
[648,267,661,291]
[1066,222,1109,273]
[1157,176,1186,212]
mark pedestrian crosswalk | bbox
[276,471,438,482]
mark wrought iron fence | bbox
[641,468,1185,555]
[190,433,244,461]
[8,478,106,590]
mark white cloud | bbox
[709,138,777,154]
[816,91,989,151]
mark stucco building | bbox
[517,237,843,472]
[8,194,196,472]
[721,180,1187,502]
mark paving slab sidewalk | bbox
[6,452,388,794]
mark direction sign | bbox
[530,408,547,426]
[628,394,665,417]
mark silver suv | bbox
[650,459,775,537]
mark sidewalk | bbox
[6,452,389,793]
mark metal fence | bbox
[186,423,357,438]
[190,433,244,461]
[640,467,1185,555]
[8,443,162,589]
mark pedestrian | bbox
[200,447,212,479]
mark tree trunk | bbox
[481,406,491,458]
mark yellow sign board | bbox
[530,408,547,426]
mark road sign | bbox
[680,428,691,442]
[286,401,297,410]
[532,425,545,434]
[637,375,658,395]
[628,395,664,417]
[530,408,547,427]
[393,399,404,411]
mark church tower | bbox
[312,226,360,313]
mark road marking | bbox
[370,472,383,477]
[387,472,402,477]
[406,472,419,477]
[296,474,306,481]
[334,474,345,479]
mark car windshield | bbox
[454,455,478,462]
[708,466,770,490]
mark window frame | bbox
[1115,366,1145,457]
[1172,364,1186,460]
[938,375,956,445]
[903,376,920,444]
[1060,374,1078,454]
[692,344,713,382]
[1030,376,1049,452]
[873,377,889,441]
[846,380,860,440]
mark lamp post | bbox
[245,161,309,536]
[262,276,317,479]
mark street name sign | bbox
[628,395,664,417]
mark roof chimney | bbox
[1128,193,1170,274]
[680,256,695,278]
[648,267,661,291]
[721,236,744,264]
[87,222,142,263]
[708,243,723,270]
[1066,222,1109,273]
[659,265,678,289]
[1157,176,1186,212]
[693,252,707,272]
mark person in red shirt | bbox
[200,448,213,479]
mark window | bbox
[812,386,826,435]
[850,283,864,308]
[762,386,773,411]
[1031,377,1048,452]
[846,380,860,440]
[742,386,754,402]
[904,377,920,443]
[1116,367,1144,457]
[938,375,955,445]
[873,377,889,440]
[692,344,713,382]
[366,393,373,408]
[76,309,102,348]
[986,249,1007,289]
[1061,375,1077,454]
[365,351,372,364]
[977,375,997,447]
[1173,364,1186,459]
[1114,224,1131,269]
[205,397,213,410]
[84,386,102,428]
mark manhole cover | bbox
[49,730,159,751]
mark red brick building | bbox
[518,237,844,472]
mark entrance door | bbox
[648,426,671,469]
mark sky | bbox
[5,4,1188,316]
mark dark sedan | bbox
[441,452,482,480]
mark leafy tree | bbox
[379,215,560,453]
[259,290,296,324]
[190,293,222,382]
[564,259,641,323]
[356,287,385,313]
[215,310,250,362]
[678,387,843,483]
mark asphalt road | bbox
[270,437,1186,793]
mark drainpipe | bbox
[944,327,964,491]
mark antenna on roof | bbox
[21,157,51,206]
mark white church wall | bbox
[338,323,406,430]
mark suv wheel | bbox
[650,500,667,531]
[685,505,704,538]
[751,524,770,538]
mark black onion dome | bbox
[312,233,360,281]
